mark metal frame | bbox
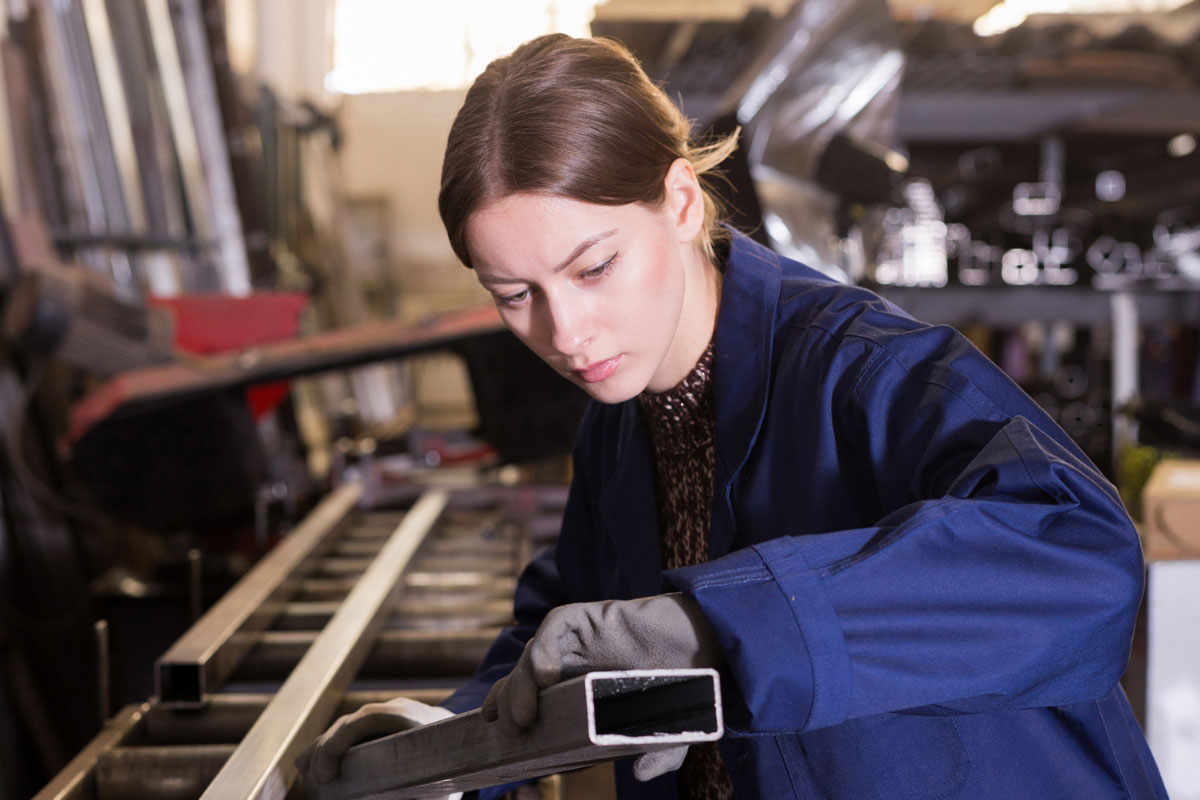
[31,703,149,800]
[155,481,364,705]
[67,304,504,442]
[233,627,501,681]
[309,669,725,800]
[198,489,449,799]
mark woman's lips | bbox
[574,355,622,383]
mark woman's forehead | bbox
[466,194,647,271]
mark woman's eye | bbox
[582,255,616,280]
[498,289,530,306]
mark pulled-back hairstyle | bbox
[439,34,737,268]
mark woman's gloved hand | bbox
[295,696,462,799]
[481,592,721,780]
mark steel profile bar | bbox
[234,628,500,682]
[33,703,148,800]
[156,482,364,706]
[309,668,724,800]
[199,489,449,800]
[276,598,512,631]
[142,691,453,746]
[95,744,234,800]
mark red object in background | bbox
[148,292,310,418]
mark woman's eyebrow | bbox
[553,229,617,273]
[477,229,618,287]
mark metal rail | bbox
[198,489,449,800]
[34,484,554,799]
[234,628,500,681]
[308,669,725,800]
[32,704,148,800]
[156,482,365,705]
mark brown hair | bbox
[438,34,737,268]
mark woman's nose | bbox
[546,295,589,356]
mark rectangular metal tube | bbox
[33,703,148,800]
[276,599,512,631]
[234,628,500,681]
[199,489,449,800]
[95,745,234,800]
[141,691,453,746]
[156,482,364,705]
[308,669,724,800]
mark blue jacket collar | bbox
[713,232,783,488]
[599,231,784,590]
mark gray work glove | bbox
[481,592,721,781]
[295,696,462,800]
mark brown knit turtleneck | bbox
[639,341,734,800]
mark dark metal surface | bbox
[235,628,500,682]
[32,704,148,800]
[95,744,234,800]
[141,691,453,746]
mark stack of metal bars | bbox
[33,480,572,800]
[1,0,253,297]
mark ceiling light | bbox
[974,0,1194,37]
[1168,134,1197,158]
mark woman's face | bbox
[465,166,715,403]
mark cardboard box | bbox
[1142,460,1200,562]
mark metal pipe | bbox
[307,669,724,800]
[156,482,363,706]
[189,548,203,622]
[404,572,517,595]
[234,628,500,681]
[95,620,110,726]
[33,704,148,800]
[329,540,383,558]
[411,554,516,574]
[423,538,517,556]
[95,745,235,800]
[141,691,454,746]
[276,599,512,631]
[311,557,374,577]
[199,490,449,800]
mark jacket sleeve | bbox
[665,324,1145,735]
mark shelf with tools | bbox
[875,282,1200,327]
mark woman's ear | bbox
[663,158,706,243]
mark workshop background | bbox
[1,0,1199,798]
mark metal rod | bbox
[308,669,725,800]
[199,489,449,800]
[189,548,203,622]
[95,744,234,800]
[156,482,364,706]
[95,619,111,725]
[234,627,500,682]
[275,599,512,631]
[141,690,453,746]
[32,703,148,800]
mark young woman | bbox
[301,34,1166,800]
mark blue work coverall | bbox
[443,231,1167,799]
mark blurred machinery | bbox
[598,0,1200,475]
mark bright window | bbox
[327,0,605,93]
